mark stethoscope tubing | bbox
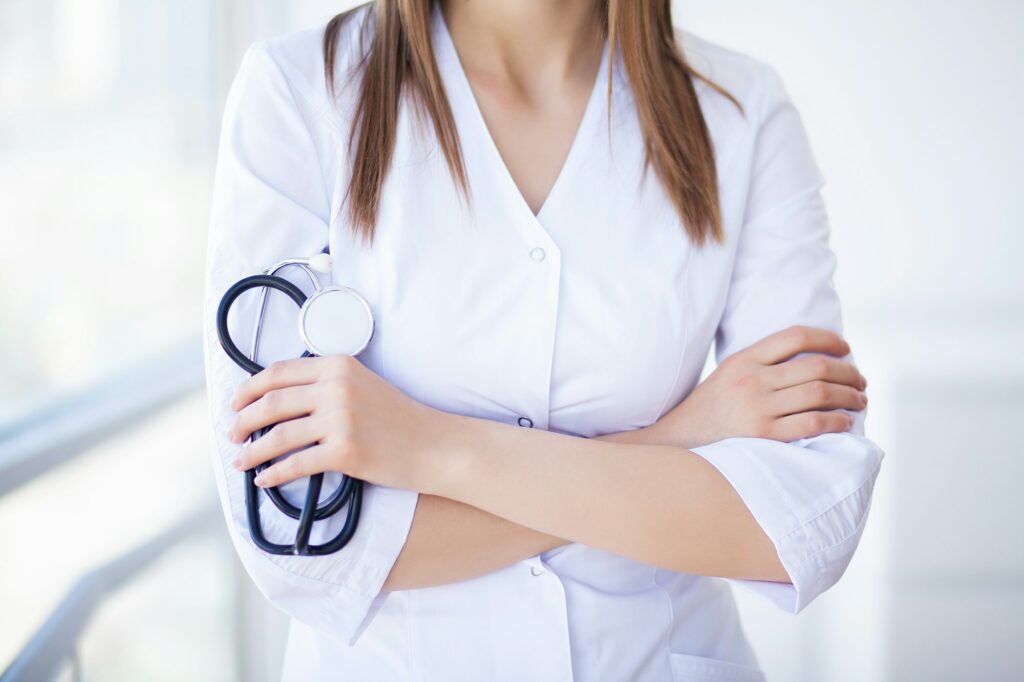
[216,266,364,556]
[217,274,308,375]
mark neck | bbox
[438,0,604,87]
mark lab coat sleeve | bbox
[688,65,884,613]
[202,41,419,645]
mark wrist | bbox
[594,422,664,445]
[420,410,487,498]
[637,419,671,445]
[645,409,701,450]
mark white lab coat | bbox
[202,4,884,681]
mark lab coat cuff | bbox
[689,437,876,613]
[251,483,419,645]
[342,483,420,644]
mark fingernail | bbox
[254,472,268,487]
[227,428,238,443]
[231,458,242,471]
[858,391,868,406]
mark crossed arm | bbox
[226,325,867,592]
[382,431,776,591]
[382,425,700,591]
[384,414,791,591]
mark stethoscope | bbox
[215,250,374,556]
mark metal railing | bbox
[0,506,219,682]
[0,339,204,498]
[0,337,216,682]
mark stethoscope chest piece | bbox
[298,286,375,357]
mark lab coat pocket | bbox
[668,652,766,682]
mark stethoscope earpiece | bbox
[307,252,333,274]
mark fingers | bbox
[228,384,321,443]
[252,444,334,488]
[768,354,867,391]
[231,415,325,472]
[231,356,339,411]
[772,380,867,416]
[767,411,854,442]
[747,325,850,365]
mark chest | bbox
[326,90,749,439]
[465,69,602,216]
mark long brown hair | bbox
[324,0,739,247]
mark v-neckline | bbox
[432,4,611,224]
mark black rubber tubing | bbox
[217,273,363,556]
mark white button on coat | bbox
[202,5,883,681]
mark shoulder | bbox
[670,27,811,187]
[671,26,798,155]
[229,4,374,136]
[671,30,825,232]
[673,28,786,108]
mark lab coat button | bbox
[531,567,544,577]
[517,416,534,428]
[529,247,546,262]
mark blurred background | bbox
[0,0,1020,680]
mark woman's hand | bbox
[226,355,450,491]
[650,326,868,449]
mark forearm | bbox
[430,416,789,582]
[382,494,561,590]
[382,427,661,591]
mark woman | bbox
[203,0,883,680]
